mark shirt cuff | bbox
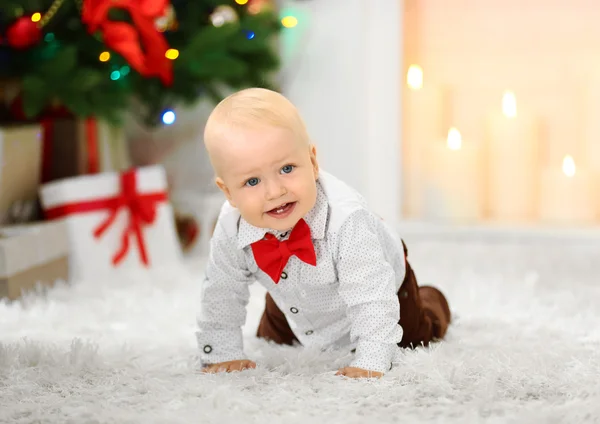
[350,340,398,374]
[195,327,247,366]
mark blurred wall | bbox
[278,0,403,224]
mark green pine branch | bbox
[0,0,282,127]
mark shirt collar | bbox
[236,178,329,249]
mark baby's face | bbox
[214,125,319,231]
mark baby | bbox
[196,88,451,378]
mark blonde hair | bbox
[204,88,311,148]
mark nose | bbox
[264,177,286,201]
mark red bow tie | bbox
[250,219,317,283]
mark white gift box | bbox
[39,165,182,281]
[0,221,69,300]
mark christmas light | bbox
[245,30,255,40]
[120,66,130,75]
[110,70,121,80]
[44,33,54,42]
[235,0,249,4]
[165,48,179,60]
[162,110,176,125]
[210,5,238,27]
[281,16,298,28]
[155,4,177,32]
[99,51,110,62]
[31,13,42,23]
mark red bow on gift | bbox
[82,0,174,86]
[45,169,168,266]
[250,219,317,283]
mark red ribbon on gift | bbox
[9,95,100,183]
[44,169,168,266]
[41,117,99,183]
[85,118,100,175]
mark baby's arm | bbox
[335,209,404,377]
[196,220,255,371]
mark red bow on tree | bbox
[82,0,174,86]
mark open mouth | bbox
[266,202,296,218]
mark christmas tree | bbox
[0,0,281,127]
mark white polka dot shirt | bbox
[196,171,406,373]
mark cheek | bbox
[290,174,317,200]
[235,189,264,212]
[228,189,244,208]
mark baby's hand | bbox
[202,360,256,374]
[336,367,383,379]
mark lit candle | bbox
[540,155,598,225]
[403,64,445,218]
[423,127,484,222]
[487,91,540,221]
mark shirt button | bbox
[399,290,409,299]
[203,345,212,354]
[290,307,299,314]
[305,330,313,335]
[281,271,288,280]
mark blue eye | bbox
[281,165,294,174]
[245,177,260,187]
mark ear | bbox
[309,144,319,179]
[215,177,236,207]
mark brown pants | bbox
[257,241,451,349]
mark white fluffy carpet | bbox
[1,232,600,424]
